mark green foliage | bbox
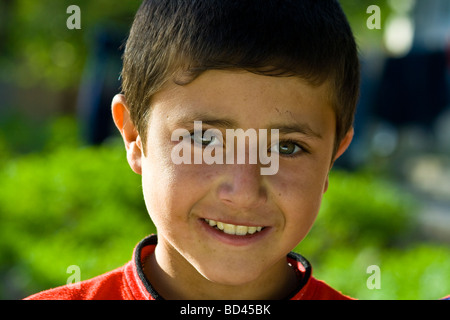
[0,132,153,299]
[0,112,81,156]
[301,170,417,254]
[1,0,140,89]
[339,0,391,50]
[0,111,49,155]
[311,244,450,300]
[294,171,450,300]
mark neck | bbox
[144,241,299,300]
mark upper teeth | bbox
[204,219,263,236]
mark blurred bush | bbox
[296,170,450,299]
[0,117,449,299]
[300,170,417,253]
[0,117,154,299]
[0,0,140,90]
[304,244,450,300]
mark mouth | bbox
[203,218,266,236]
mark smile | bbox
[203,219,265,236]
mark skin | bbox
[112,70,353,300]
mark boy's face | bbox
[113,70,352,297]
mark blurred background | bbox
[0,0,449,300]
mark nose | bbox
[217,163,267,210]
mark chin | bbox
[196,261,265,287]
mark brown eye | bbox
[271,141,302,156]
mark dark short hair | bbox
[121,0,360,155]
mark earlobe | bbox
[325,129,353,193]
[126,138,143,175]
[111,94,143,175]
[333,128,354,163]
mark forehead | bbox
[150,70,335,137]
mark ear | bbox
[333,127,354,163]
[323,128,354,193]
[111,94,143,175]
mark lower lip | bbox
[198,219,272,247]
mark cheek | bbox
[140,139,181,227]
[270,163,328,233]
[141,150,216,223]
[273,162,328,200]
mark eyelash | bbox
[189,130,222,147]
[271,139,309,158]
[188,131,309,158]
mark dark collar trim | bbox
[134,235,164,300]
[285,251,312,300]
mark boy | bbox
[26,0,359,300]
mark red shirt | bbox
[25,235,353,300]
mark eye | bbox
[190,130,222,147]
[270,140,302,156]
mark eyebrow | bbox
[172,112,239,129]
[269,122,323,139]
[172,112,322,139]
